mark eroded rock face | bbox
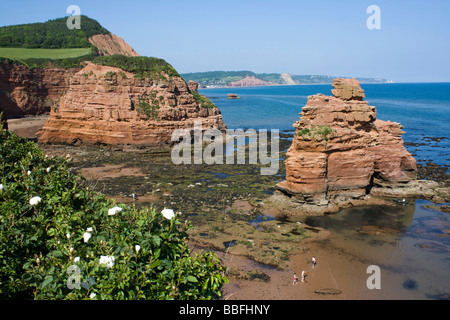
[37,62,226,146]
[228,76,274,87]
[188,80,199,93]
[276,78,417,206]
[0,59,78,118]
[88,33,140,57]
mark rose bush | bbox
[0,129,227,299]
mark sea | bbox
[200,83,450,299]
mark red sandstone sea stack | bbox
[276,78,418,208]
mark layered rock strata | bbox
[0,59,77,118]
[276,78,418,207]
[37,62,226,146]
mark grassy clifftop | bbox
[0,16,179,80]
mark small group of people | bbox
[292,271,306,284]
[293,256,316,285]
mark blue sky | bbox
[1,0,449,82]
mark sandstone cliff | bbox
[89,33,140,57]
[280,73,297,85]
[0,59,77,118]
[276,78,418,208]
[37,62,226,146]
[0,26,139,120]
[228,75,274,87]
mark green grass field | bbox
[0,47,92,59]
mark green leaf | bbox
[187,276,198,283]
[40,275,53,289]
[150,260,160,269]
[154,248,161,259]
[152,235,161,246]
[52,250,63,258]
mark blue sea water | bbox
[201,83,450,299]
[200,83,450,168]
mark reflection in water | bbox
[304,199,450,299]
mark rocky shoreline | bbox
[6,111,450,299]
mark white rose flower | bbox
[0,184,3,191]
[89,292,96,299]
[108,206,122,216]
[27,170,31,176]
[29,196,42,206]
[83,231,92,243]
[135,245,141,253]
[66,233,71,239]
[74,257,80,263]
[161,208,175,220]
[99,255,115,268]
[46,167,51,173]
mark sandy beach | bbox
[7,115,48,139]
[219,230,425,300]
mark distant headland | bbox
[181,71,394,88]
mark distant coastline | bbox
[181,70,394,88]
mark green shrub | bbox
[190,91,217,109]
[136,93,160,120]
[92,55,180,80]
[297,125,335,141]
[0,16,109,49]
[0,130,227,299]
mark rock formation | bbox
[37,62,226,146]
[228,76,274,87]
[88,33,140,57]
[0,59,78,118]
[0,30,139,119]
[280,73,298,85]
[276,78,418,207]
[188,80,199,93]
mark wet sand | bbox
[7,115,49,139]
[218,229,370,300]
[219,231,426,300]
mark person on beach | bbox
[312,256,316,268]
[301,271,306,282]
[293,273,299,285]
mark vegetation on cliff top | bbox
[0,129,227,299]
[92,55,180,79]
[0,16,109,49]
